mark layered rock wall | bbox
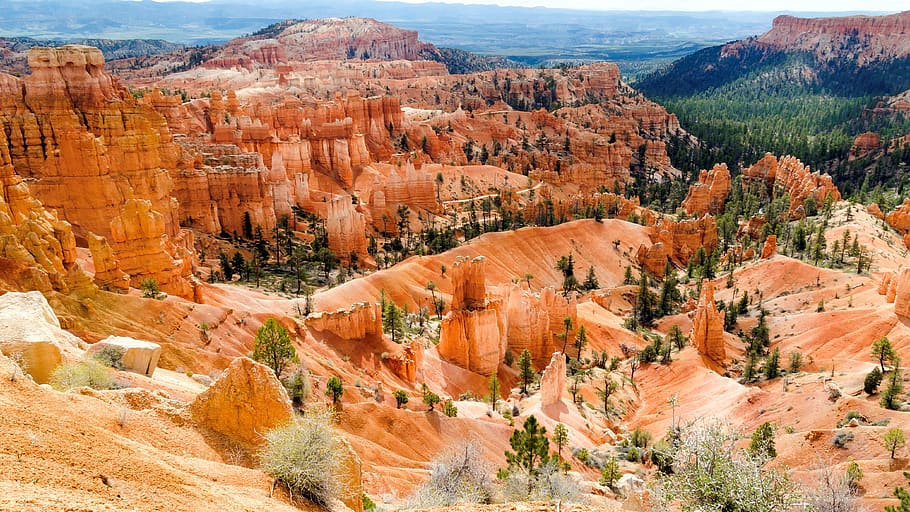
[306,302,382,340]
[0,124,78,292]
[757,12,910,63]
[0,46,195,296]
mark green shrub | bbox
[50,359,115,391]
[140,278,162,299]
[630,426,652,448]
[575,447,589,464]
[864,367,883,394]
[362,494,377,512]
[92,345,125,370]
[259,408,353,507]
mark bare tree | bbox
[804,459,867,512]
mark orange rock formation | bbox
[881,267,910,319]
[306,302,382,340]
[539,351,566,406]
[761,235,778,259]
[681,163,731,215]
[638,215,719,276]
[742,154,841,218]
[438,256,505,375]
[0,46,195,296]
[850,132,882,159]
[689,279,726,365]
[190,357,294,450]
[886,199,910,247]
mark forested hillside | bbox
[637,14,910,201]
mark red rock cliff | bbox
[757,11,910,64]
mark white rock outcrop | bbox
[0,291,84,383]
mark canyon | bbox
[0,12,909,512]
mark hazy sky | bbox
[381,0,906,12]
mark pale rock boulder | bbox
[190,357,294,449]
[0,291,85,383]
[87,336,161,377]
[539,352,566,406]
[616,473,645,497]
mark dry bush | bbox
[501,461,584,503]
[50,359,115,391]
[650,419,801,512]
[804,459,867,512]
[409,443,494,507]
[259,408,353,507]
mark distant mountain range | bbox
[0,0,890,77]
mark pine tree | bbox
[325,375,344,405]
[382,300,405,343]
[251,318,298,378]
[231,251,246,281]
[553,423,568,461]
[865,367,883,394]
[393,389,409,409]
[583,266,599,290]
[504,415,552,481]
[599,456,621,487]
[219,251,233,281]
[242,211,253,240]
[881,361,904,410]
[764,347,780,379]
[872,337,896,372]
[574,326,588,362]
[748,422,777,459]
[488,372,500,408]
[518,349,535,395]
[597,374,618,413]
[635,273,655,327]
